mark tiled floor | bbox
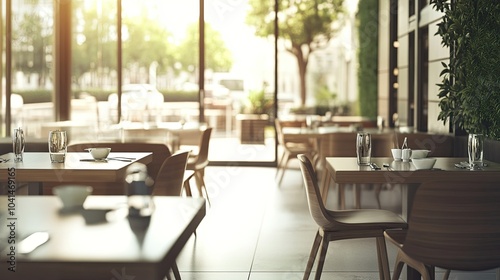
[176,165,499,280]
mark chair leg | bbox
[171,262,181,280]
[374,184,382,209]
[390,252,405,280]
[394,249,433,280]
[376,236,390,280]
[314,235,329,280]
[183,180,193,197]
[194,170,211,206]
[443,269,451,280]
[193,171,204,196]
[277,154,291,185]
[276,151,286,178]
[320,167,331,198]
[354,184,361,209]
[303,230,322,280]
[338,184,346,210]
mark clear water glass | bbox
[13,128,25,162]
[468,134,484,169]
[356,132,372,165]
[48,130,67,163]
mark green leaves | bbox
[432,0,500,140]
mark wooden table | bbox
[325,157,500,217]
[324,157,500,280]
[0,152,152,195]
[0,195,205,280]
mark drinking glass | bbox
[48,130,67,163]
[12,128,25,162]
[468,134,484,169]
[356,132,371,165]
[125,163,155,218]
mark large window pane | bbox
[10,0,54,137]
[205,0,275,162]
[71,0,118,141]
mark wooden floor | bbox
[176,165,499,280]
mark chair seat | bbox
[325,209,407,231]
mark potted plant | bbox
[237,89,273,144]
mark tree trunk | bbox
[287,43,310,106]
[298,56,307,106]
[292,46,308,106]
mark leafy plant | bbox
[315,84,337,103]
[243,89,273,115]
[357,0,379,120]
[432,0,500,139]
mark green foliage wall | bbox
[432,0,500,140]
[356,0,379,120]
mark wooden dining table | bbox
[0,152,152,195]
[324,156,500,280]
[0,195,205,280]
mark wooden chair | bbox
[152,150,190,196]
[66,142,171,194]
[297,154,407,280]
[384,180,500,280]
[275,119,317,185]
[186,127,212,205]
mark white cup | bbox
[402,148,412,162]
[391,148,402,161]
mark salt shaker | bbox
[13,128,25,162]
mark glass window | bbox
[9,0,54,137]
[71,0,118,141]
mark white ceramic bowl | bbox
[412,158,437,170]
[53,185,93,209]
[88,148,111,160]
[411,150,430,159]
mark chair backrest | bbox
[192,127,212,166]
[297,154,335,228]
[402,180,500,271]
[152,150,190,196]
[275,119,308,145]
[67,142,171,180]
